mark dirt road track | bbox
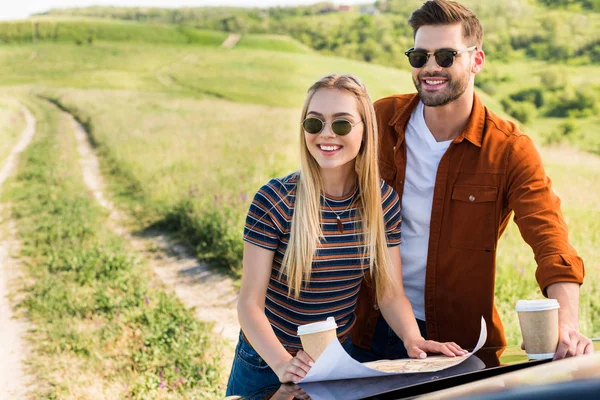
[0,105,36,399]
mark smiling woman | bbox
[226,74,466,397]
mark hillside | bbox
[39,1,600,66]
[0,18,310,54]
[33,3,600,155]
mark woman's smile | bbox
[317,143,343,155]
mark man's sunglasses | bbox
[404,46,477,68]
[302,117,363,136]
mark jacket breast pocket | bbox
[450,185,498,251]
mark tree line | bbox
[41,1,600,67]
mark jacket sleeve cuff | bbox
[535,254,585,297]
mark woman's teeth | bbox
[319,145,341,151]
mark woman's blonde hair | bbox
[281,73,397,302]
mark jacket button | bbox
[469,195,475,202]
[373,303,379,311]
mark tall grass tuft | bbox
[163,199,243,279]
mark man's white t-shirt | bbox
[401,101,452,321]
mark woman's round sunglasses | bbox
[404,46,477,68]
[302,117,363,136]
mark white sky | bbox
[0,0,370,21]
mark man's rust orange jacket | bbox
[352,92,585,349]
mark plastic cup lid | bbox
[515,299,560,312]
[297,317,337,336]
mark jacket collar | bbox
[389,92,485,148]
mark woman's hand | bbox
[273,350,314,383]
[404,337,468,359]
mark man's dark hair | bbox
[408,0,483,49]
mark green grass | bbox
[40,89,300,277]
[41,89,299,208]
[2,95,224,398]
[0,96,25,164]
[177,27,228,46]
[0,43,186,91]
[236,33,314,54]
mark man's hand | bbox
[546,282,593,360]
[553,323,594,360]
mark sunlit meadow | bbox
[0,12,598,397]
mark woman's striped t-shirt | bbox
[243,172,402,353]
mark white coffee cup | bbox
[297,317,338,361]
[515,299,560,360]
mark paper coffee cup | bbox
[515,299,560,360]
[297,317,338,361]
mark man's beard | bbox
[413,71,469,107]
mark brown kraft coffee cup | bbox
[297,317,338,361]
[515,299,560,360]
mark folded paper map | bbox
[299,316,487,383]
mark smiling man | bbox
[352,0,592,362]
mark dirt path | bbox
[0,106,36,398]
[221,33,241,49]
[66,113,239,368]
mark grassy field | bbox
[0,16,598,395]
[495,146,600,344]
[2,94,224,398]
[480,60,600,153]
[236,33,314,53]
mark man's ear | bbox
[472,49,485,75]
